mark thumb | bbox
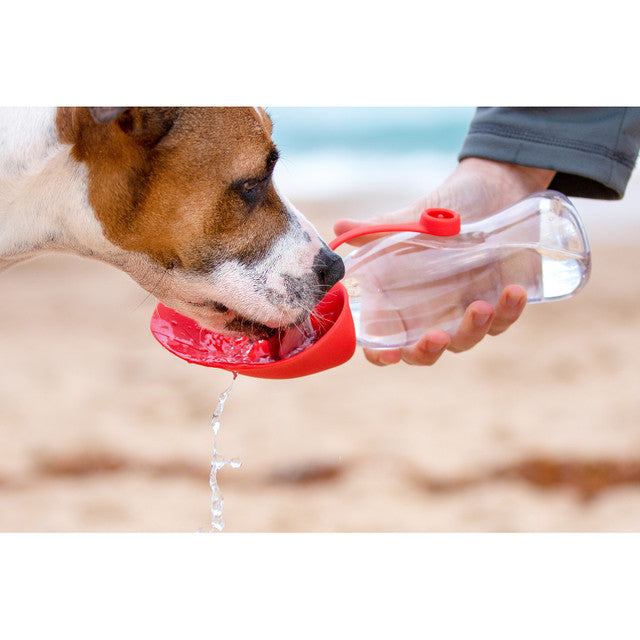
[333,218,366,236]
[334,196,439,234]
[333,198,434,246]
[331,217,393,247]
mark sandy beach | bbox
[1,188,639,532]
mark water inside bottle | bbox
[541,250,590,300]
[345,241,590,350]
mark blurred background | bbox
[270,107,473,200]
[1,107,639,531]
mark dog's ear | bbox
[89,107,179,147]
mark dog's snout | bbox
[313,247,345,292]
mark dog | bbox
[0,107,344,337]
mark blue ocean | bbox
[267,107,475,199]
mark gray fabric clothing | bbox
[459,107,640,199]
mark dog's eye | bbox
[242,179,260,194]
[236,176,269,206]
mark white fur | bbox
[252,106,268,128]
[1,108,104,262]
[0,108,327,332]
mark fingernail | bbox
[506,292,522,307]
[427,340,448,354]
[473,311,492,328]
[379,351,401,365]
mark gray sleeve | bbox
[458,107,640,199]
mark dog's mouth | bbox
[224,307,311,339]
[224,315,278,339]
[182,298,310,340]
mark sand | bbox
[1,192,639,532]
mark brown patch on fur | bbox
[55,107,288,271]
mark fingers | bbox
[447,287,527,353]
[487,285,527,335]
[447,301,495,353]
[362,289,528,366]
[362,330,451,367]
[363,348,402,366]
[401,330,451,366]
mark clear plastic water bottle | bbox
[341,190,591,349]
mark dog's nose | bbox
[313,246,345,292]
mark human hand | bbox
[333,157,556,366]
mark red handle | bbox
[329,207,461,250]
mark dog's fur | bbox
[0,107,344,336]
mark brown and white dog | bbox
[0,107,344,337]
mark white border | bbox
[3,1,639,105]
[1,533,639,638]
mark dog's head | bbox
[56,107,344,337]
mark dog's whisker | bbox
[132,269,168,312]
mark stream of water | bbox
[208,373,241,532]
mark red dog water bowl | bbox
[150,282,356,379]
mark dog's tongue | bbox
[276,318,318,360]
